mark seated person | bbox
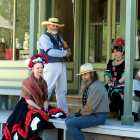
[2,54,66,140]
[65,63,109,140]
[104,37,125,120]
[132,69,140,121]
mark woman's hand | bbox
[42,108,49,114]
[44,100,48,110]
[108,82,114,87]
[107,80,114,87]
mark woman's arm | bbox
[105,75,114,87]
[44,100,48,110]
[105,75,111,83]
[26,99,41,110]
[118,75,125,83]
[111,75,125,87]
[104,60,112,84]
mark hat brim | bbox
[42,21,64,27]
[76,70,95,75]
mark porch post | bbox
[38,0,46,36]
[29,0,38,56]
[12,0,17,61]
[120,0,126,38]
[74,0,84,89]
[121,0,136,126]
[39,0,52,36]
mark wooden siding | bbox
[0,61,28,89]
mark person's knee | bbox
[65,119,71,127]
[65,118,74,128]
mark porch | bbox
[0,109,140,140]
[0,92,140,140]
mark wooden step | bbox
[50,95,82,115]
[51,95,82,104]
[49,102,82,115]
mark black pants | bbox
[109,92,124,115]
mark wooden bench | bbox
[1,110,140,140]
[0,89,20,110]
[41,118,140,140]
[1,90,140,140]
[0,89,20,96]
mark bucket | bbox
[5,48,13,60]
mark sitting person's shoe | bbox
[50,112,64,118]
[132,112,138,122]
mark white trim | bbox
[0,89,20,96]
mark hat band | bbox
[79,70,93,74]
[51,21,59,24]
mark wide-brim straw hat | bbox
[42,18,64,27]
[77,63,95,75]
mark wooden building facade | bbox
[0,0,140,125]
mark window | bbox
[0,0,30,61]
[16,0,30,60]
[116,0,120,38]
[89,0,107,63]
[0,0,13,60]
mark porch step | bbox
[49,94,82,115]
[49,102,82,115]
[51,94,82,104]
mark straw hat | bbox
[77,63,94,75]
[42,18,64,27]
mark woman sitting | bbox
[132,69,140,121]
[104,37,125,120]
[2,54,66,140]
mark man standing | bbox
[39,18,71,115]
[65,63,109,140]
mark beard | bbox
[49,29,58,35]
[79,77,93,95]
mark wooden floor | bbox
[107,118,140,127]
[0,110,140,139]
[0,94,140,139]
[0,110,140,126]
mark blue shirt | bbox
[39,32,67,57]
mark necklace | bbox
[115,57,123,62]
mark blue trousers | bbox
[65,113,107,140]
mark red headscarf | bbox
[28,53,48,69]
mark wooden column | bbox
[12,0,17,61]
[121,0,136,126]
[29,0,38,57]
[38,0,46,36]
[120,0,126,38]
[106,0,112,62]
